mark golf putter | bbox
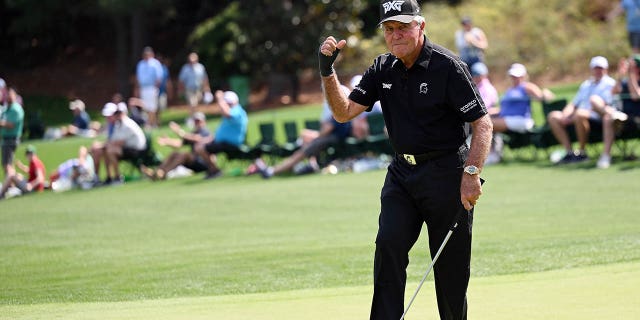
[399,210,466,320]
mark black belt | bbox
[397,150,454,165]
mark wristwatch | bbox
[463,165,480,175]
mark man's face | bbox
[382,21,423,61]
[591,67,606,80]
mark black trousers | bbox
[370,149,472,320]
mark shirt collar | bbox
[390,35,433,70]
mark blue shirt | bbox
[136,58,163,87]
[622,0,640,32]
[499,84,531,118]
[178,63,208,91]
[215,105,248,146]
[572,75,616,110]
[72,110,91,130]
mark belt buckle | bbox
[403,154,417,165]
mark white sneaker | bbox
[612,110,628,122]
[597,154,611,169]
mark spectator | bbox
[126,97,149,127]
[157,54,172,118]
[349,75,383,140]
[253,85,354,178]
[470,62,500,164]
[493,63,554,133]
[596,56,639,168]
[135,46,163,128]
[455,16,488,67]
[0,78,7,108]
[0,87,24,176]
[140,112,211,180]
[49,145,96,191]
[608,0,640,54]
[91,102,147,185]
[0,145,46,200]
[548,56,618,164]
[178,52,212,120]
[60,99,98,138]
[194,90,248,179]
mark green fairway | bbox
[2,262,638,319]
[1,148,640,317]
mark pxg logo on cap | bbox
[379,0,421,25]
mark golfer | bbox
[319,1,492,319]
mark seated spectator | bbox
[126,97,149,128]
[0,145,46,200]
[140,112,211,180]
[548,56,618,164]
[253,86,354,178]
[470,62,500,164]
[60,99,99,138]
[49,145,96,191]
[596,56,640,168]
[90,102,147,185]
[194,90,248,179]
[493,63,554,133]
[349,75,383,140]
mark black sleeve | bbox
[446,59,487,122]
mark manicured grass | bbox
[1,163,639,315]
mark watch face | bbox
[465,165,479,174]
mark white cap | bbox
[508,63,527,78]
[117,102,128,113]
[203,91,214,104]
[0,78,5,89]
[590,56,609,69]
[223,91,239,105]
[350,75,363,89]
[69,99,85,111]
[102,102,118,117]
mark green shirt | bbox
[0,102,24,139]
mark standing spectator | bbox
[0,78,7,109]
[548,56,618,164]
[0,145,46,200]
[140,112,211,180]
[608,0,640,54]
[157,54,172,122]
[135,46,163,128]
[0,87,24,176]
[178,52,212,120]
[194,90,247,179]
[318,0,492,318]
[454,16,488,67]
[91,102,147,185]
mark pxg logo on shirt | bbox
[383,1,404,14]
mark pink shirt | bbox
[476,78,499,110]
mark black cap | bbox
[379,0,421,25]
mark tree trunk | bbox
[114,14,129,97]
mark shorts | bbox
[629,31,640,50]
[140,86,159,112]
[120,147,144,161]
[185,89,202,108]
[503,116,535,133]
[183,157,208,173]
[1,138,18,168]
[204,140,240,154]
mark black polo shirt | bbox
[349,36,487,154]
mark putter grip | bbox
[451,177,485,230]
